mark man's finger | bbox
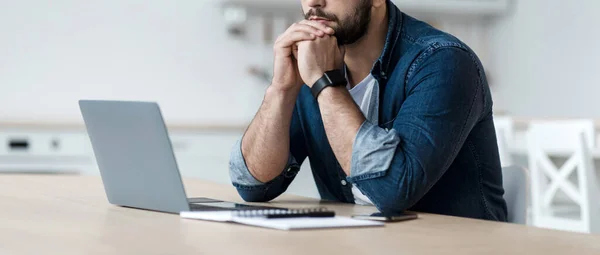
[276,24,322,45]
[290,23,325,37]
[275,31,316,49]
[299,20,335,35]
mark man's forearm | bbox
[317,86,366,175]
[242,86,299,183]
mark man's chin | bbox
[336,37,360,46]
[332,33,349,46]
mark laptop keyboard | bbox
[189,203,234,211]
[188,203,284,211]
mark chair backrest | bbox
[494,116,514,167]
[527,120,599,233]
[528,120,595,151]
[502,165,528,224]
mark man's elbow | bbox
[238,193,271,203]
[234,185,273,203]
[358,167,427,215]
[370,192,414,216]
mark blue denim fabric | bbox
[229,0,507,221]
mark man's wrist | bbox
[310,69,347,99]
[316,85,347,104]
[306,72,324,87]
[265,85,300,105]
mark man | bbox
[229,0,507,221]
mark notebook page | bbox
[232,216,384,231]
[180,211,235,222]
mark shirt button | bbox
[341,180,347,186]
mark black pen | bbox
[265,211,335,219]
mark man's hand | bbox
[272,21,335,92]
[296,35,345,87]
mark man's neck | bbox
[344,6,389,88]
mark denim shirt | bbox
[230,1,507,221]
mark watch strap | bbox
[311,70,347,99]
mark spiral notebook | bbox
[180,208,384,231]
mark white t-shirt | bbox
[347,74,376,206]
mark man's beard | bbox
[304,0,372,45]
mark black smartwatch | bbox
[311,69,347,99]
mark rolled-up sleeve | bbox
[229,138,267,186]
[346,46,486,215]
[229,105,308,202]
[347,121,400,181]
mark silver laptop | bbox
[79,100,279,214]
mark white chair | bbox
[494,116,515,167]
[527,120,600,233]
[502,165,528,224]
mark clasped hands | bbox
[272,20,345,91]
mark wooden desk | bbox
[0,175,598,255]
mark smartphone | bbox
[352,212,418,222]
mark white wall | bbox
[8,1,600,122]
[0,0,523,124]
[0,0,271,124]
[490,0,600,118]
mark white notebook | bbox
[180,209,384,231]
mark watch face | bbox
[325,70,346,86]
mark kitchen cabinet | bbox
[0,123,320,198]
